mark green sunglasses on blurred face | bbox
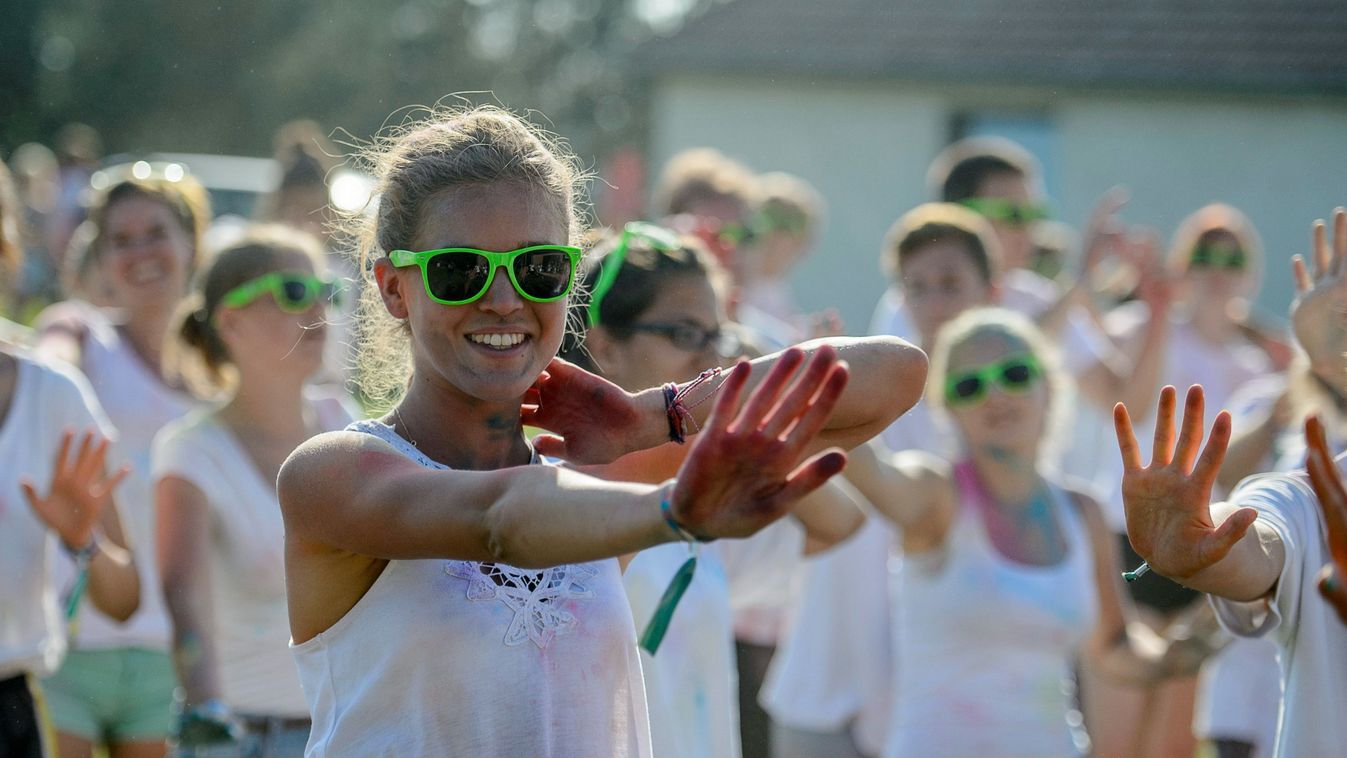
[219,272,340,315]
[960,198,1051,228]
[1188,243,1248,271]
[944,353,1043,407]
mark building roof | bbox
[638,0,1347,97]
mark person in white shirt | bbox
[561,221,867,758]
[153,226,355,757]
[848,308,1193,757]
[35,172,211,758]
[1114,207,1347,757]
[273,105,928,757]
[0,165,140,758]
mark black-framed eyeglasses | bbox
[622,321,741,357]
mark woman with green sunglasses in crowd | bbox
[153,225,355,756]
[841,307,1194,757]
[273,106,924,757]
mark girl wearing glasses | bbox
[275,106,925,756]
[560,223,866,758]
[153,226,353,756]
[843,307,1187,757]
[35,175,212,758]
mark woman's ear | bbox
[374,258,410,320]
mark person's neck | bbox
[115,306,173,374]
[968,443,1043,513]
[393,374,532,471]
[1186,300,1236,343]
[219,369,311,441]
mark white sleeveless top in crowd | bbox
[292,419,652,757]
[151,390,354,717]
[762,396,957,755]
[623,518,804,758]
[885,462,1096,758]
[40,300,201,650]
[0,351,112,678]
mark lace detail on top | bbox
[446,561,598,648]
[348,418,589,650]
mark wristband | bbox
[62,537,97,567]
[660,488,714,544]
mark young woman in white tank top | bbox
[154,226,355,756]
[34,173,210,758]
[275,106,927,757]
[843,308,1199,756]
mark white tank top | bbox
[292,420,652,757]
[45,302,200,650]
[885,462,1096,758]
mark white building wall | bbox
[650,75,1347,336]
[650,75,947,337]
[1055,96,1347,321]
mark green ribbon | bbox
[638,552,698,655]
[65,566,90,628]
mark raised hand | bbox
[1080,186,1130,279]
[1290,207,1347,379]
[1115,385,1258,580]
[1304,414,1347,625]
[668,346,849,540]
[20,429,129,550]
[521,357,660,464]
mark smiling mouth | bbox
[467,333,528,350]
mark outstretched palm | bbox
[1115,385,1257,580]
[21,429,128,549]
[670,346,849,539]
[1291,207,1347,380]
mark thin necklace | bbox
[391,403,419,448]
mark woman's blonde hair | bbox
[926,307,1069,461]
[336,104,588,410]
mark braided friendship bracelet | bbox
[662,367,724,444]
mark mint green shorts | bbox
[42,648,175,743]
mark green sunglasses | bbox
[388,245,581,306]
[944,353,1043,407]
[219,272,340,314]
[960,198,1051,228]
[588,222,681,327]
[1188,244,1247,271]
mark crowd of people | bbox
[0,104,1344,758]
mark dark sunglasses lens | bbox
[427,252,491,303]
[279,279,312,309]
[670,326,708,352]
[951,376,984,401]
[513,249,573,300]
[1225,251,1247,270]
[1002,362,1034,387]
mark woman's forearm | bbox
[85,537,139,622]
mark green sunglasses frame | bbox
[960,197,1051,227]
[219,272,339,314]
[588,222,681,327]
[1188,244,1248,271]
[944,353,1044,407]
[388,245,583,306]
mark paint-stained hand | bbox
[1304,414,1347,625]
[21,429,128,550]
[668,346,850,540]
[522,357,662,464]
[1115,385,1258,581]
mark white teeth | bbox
[469,333,525,348]
[128,260,165,285]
